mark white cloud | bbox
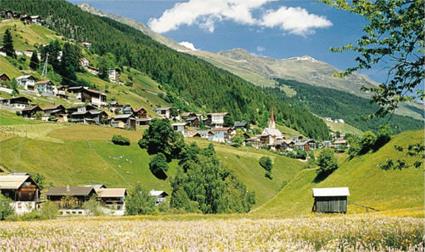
[148,0,275,33]
[179,41,198,51]
[148,1,332,36]
[256,46,265,52]
[261,6,332,36]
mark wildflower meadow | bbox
[0,215,423,251]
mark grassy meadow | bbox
[255,130,424,217]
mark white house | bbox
[108,69,120,83]
[0,173,40,215]
[96,188,127,216]
[149,190,168,205]
[172,122,187,136]
[207,112,227,128]
[16,75,36,91]
[155,107,171,119]
[67,86,107,107]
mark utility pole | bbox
[42,52,49,77]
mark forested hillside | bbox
[278,79,423,133]
[0,0,329,140]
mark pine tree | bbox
[60,43,81,84]
[29,50,39,70]
[3,29,16,58]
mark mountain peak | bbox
[285,55,320,63]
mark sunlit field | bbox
[0,215,423,251]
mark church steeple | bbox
[268,109,276,129]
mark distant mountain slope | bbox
[79,4,423,122]
[280,79,423,133]
[255,130,424,217]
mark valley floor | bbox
[0,215,423,251]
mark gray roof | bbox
[46,186,96,197]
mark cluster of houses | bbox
[1,10,42,25]
[0,173,168,216]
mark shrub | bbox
[259,156,272,172]
[138,119,185,160]
[149,153,169,179]
[126,184,156,215]
[82,197,103,216]
[231,135,244,148]
[316,148,338,177]
[259,156,273,179]
[0,194,13,220]
[112,135,130,146]
[39,201,59,219]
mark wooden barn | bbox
[0,173,40,215]
[312,187,349,213]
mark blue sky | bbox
[68,0,386,82]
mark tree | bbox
[149,153,169,179]
[31,173,46,190]
[259,156,273,179]
[0,194,13,220]
[98,53,115,81]
[125,184,156,215]
[29,50,39,70]
[231,129,245,148]
[60,42,81,84]
[41,40,61,72]
[9,79,19,97]
[324,0,424,115]
[316,148,338,177]
[3,28,16,58]
[360,131,378,154]
[375,124,392,149]
[138,119,185,160]
[171,144,255,214]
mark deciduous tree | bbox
[324,0,424,115]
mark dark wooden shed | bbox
[312,187,349,213]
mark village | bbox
[0,9,349,156]
[0,80,349,155]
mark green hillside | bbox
[0,20,60,50]
[0,0,330,140]
[254,130,424,217]
[324,120,363,136]
[0,114,305,207]
[0,19,171,116]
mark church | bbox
[260,111,284,147]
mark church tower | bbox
[268,109,276,129]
